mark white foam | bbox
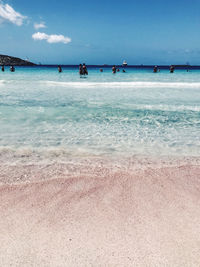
[127,104,200,112]
[43,81,200,89]
[0,80,6,85]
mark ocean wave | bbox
[43,81,200,88]
[0,80,6,85]
[125,104,200,112]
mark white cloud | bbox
[32,32,48,40]
[34,22,46,30]
[0,2,26,26]
[32,32,71,44]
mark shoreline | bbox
[1,154,200,184]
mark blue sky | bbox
[0,0,200,65]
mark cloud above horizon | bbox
[32,32,71,44]
[34,22,46,30]
[0,2,26,26]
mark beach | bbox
[1,156,200,266]
[0,67,200,266]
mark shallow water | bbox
[0,66,200,162]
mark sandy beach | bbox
[1,157,200,266]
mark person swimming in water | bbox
[112,65,116,74]
[79,64,83,76]
[10,65,15,72]
[82,63,88,75]
[58,65,62,73]
[1,65,5,72]
[170,65,175,73]
[153,66,158,73]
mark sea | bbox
[0,65,200,167]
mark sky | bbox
[0,0,200,65]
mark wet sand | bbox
[0,158,200,266]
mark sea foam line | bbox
[0,80,6,85]
[43,81,200,88]
[125,104,200,112]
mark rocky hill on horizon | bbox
[0,54,36,66]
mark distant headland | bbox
[0,54,36,66]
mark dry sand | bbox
[0,159,200,266]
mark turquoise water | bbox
[0,67,200,159]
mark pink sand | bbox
[0,159,200,266]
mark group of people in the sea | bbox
[153,65,176,73]
[154,65,190,73]
[1,65,15,72]
[57,64,88,76]
[112,65,126,73]
[79,63,88,76]
[0,64,189,74]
